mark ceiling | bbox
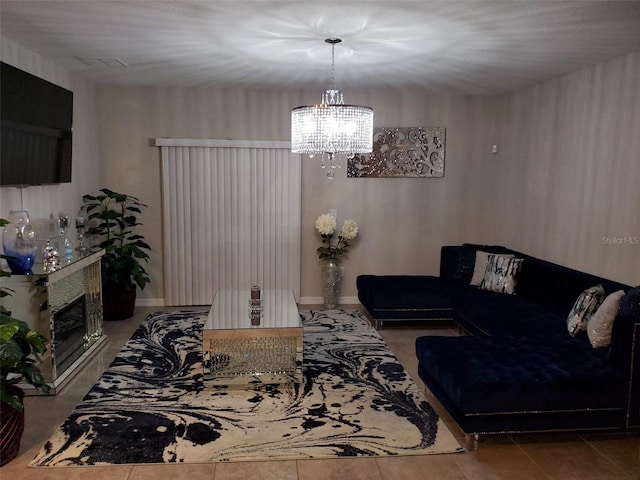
[2,0,640,95]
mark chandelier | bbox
[291,38,374,178]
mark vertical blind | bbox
[156,139,301,306]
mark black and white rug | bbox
[31,310,462,466]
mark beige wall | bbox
[0,36,101,223]
[4,32,637,304]
[492,52,640,285]
[94,85,501,303]
[95,52,639,304]
[301,92,501,301]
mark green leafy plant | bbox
[82,188,151,290]
[1,218,50,410]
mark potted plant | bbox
[82,188,151,320]
[1,218,50,465]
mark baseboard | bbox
[299,296,360,306]
[137,296,361,308]
[135,298,166,307]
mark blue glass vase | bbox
[2,210,37,274]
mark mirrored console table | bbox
[1,250,107,394]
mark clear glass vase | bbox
[2,210,37,274]
[321,259,343,309]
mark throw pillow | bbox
[567,285,605,337]
[470,251,514,286]
[587,290,625,348]
[480,254,524,295]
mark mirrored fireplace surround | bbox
[1,250,106,394]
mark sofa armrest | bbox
[357,275,439,298]
[356,274,460,322]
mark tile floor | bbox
[2,306,638,479]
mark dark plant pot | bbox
[0,388,25,466]
[103,285,137,321]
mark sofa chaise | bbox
[356,244,640,437]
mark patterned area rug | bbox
[31,310,462,466]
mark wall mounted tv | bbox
[1,61,73,186]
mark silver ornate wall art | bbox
[347,127,446,178]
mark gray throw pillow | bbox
[567,285,605,337]
[480,254,524,295]
[470,251,514,286]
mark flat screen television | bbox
[1,61,73,186]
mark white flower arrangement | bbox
[315,213,359,260]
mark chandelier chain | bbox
[325,38,341,89]
[330,42,336,89]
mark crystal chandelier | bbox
[291,38,374,178]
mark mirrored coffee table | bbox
[202,289,303,386]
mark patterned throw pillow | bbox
[470,251,514,286]
[480,254,524,295]
[567,285,605,337]
[587,290,625,348]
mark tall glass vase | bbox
[321,259,343,309]
[2,210,37,274]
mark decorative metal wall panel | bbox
[347,127,445,178]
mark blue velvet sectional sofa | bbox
[356,244,640,436]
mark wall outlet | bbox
[330,209,337,219]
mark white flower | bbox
[315,214,336,236]
[341,219,359,240]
